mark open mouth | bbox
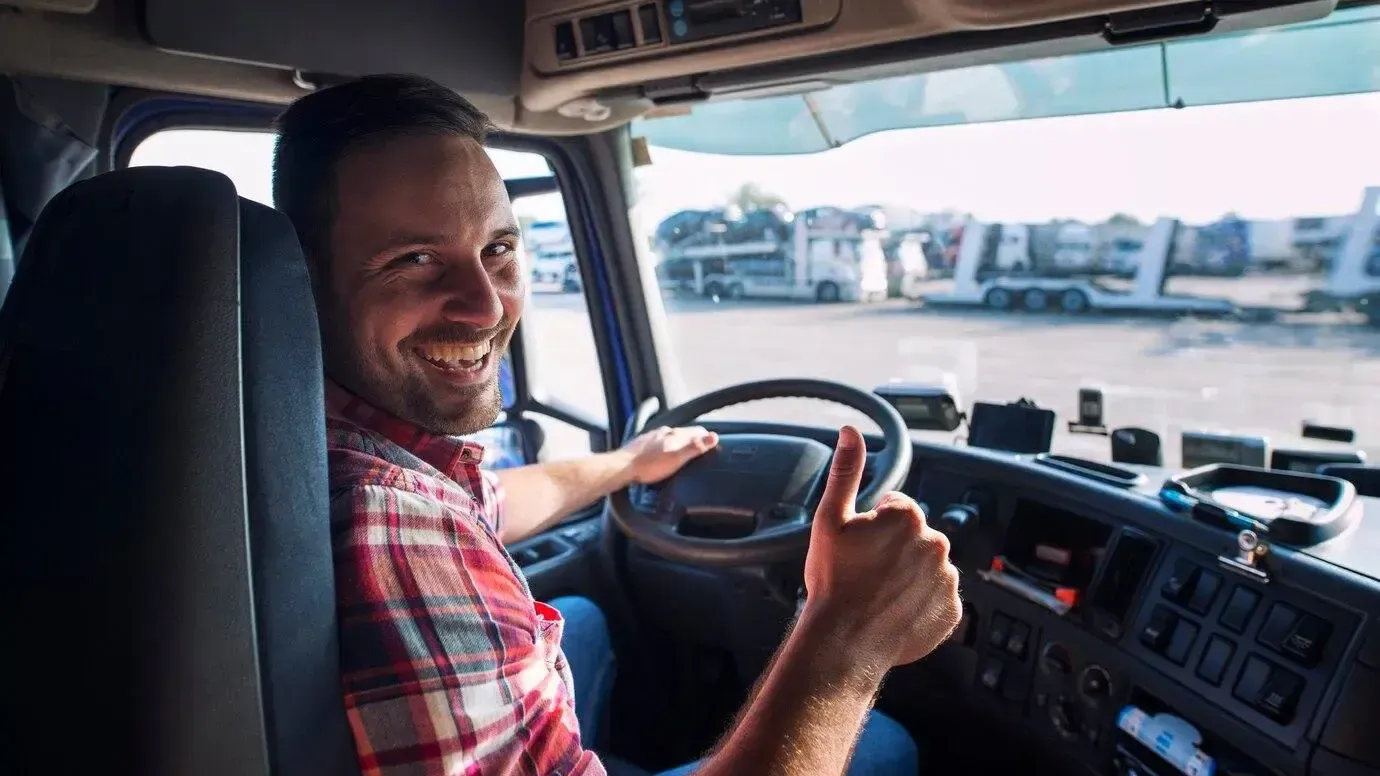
[415,339,493,375]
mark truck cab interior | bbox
[4,1,1380,775]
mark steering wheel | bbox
[607,379,912,566]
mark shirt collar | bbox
[325,379,487,478]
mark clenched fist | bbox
[802,425,963,668]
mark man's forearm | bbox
[696,608,885,776]
[495,450,636,544]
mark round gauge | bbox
[1040,642,1074,676]
[1078,665,1112,700]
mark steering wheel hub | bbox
[653,433,830,538]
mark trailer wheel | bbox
[984,287,1015,310]
[1059,289,1090,314]
[816,282,841,303]
[726,282,746,300]
[1023,288,1050,312]
[704,281,724,300]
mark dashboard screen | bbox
[894,396,934,419]
[1180,431,1269,469]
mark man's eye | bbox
[485,243,515,258]
[394,251,436,267]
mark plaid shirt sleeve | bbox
[333,482,603,776]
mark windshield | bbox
[628,8,1380,467]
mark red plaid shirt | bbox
[326,382,605,775]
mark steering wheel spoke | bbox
[607,379,911,567]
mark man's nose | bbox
[437,259,504,329]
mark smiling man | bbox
[273,74,949,776]
[273,72,721,771]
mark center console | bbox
[908,451,1378,776]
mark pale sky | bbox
[130,91,1380,231]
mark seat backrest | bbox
[0,166,357,776]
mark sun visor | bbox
[143,0,525,98]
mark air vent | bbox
[1088,529,1160,638]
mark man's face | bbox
[320,133,525,435]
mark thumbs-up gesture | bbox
[802,426,963,668]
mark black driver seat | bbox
[0,167,359,775]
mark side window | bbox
[128,129,608,467]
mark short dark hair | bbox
[272,73,496,267]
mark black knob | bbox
[935,505,976,554]
[1079,665,1112,700]
[937,504,975,534]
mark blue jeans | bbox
[550,596,920,776]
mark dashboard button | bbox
[979,657,1004,691]
[637,3,662,44]
[1162,559,1196,603]
[1185,570,1221,615]
[1165,618,1199,665]
[1255,667,1305,724]
[1258,603,1301,651]
[554,22,577,60]
[1196,635,1236,686]
[1050,695,1082,740]
[989,613,1011,651]
[1140,605,1177,653]
[1281,614,1331,668]
[1006,621,1030,659]
[579,15,616,54]
[1233,654,1273,705]
[609,10,636,49]
[1219,586,1261,633]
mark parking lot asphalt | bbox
[520,273,1380,466]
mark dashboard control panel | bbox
[977,609,1037,705]
[1127,547,1356,744]
[537,0,831,73]
[901,455,1374,776]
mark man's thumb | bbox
[817,425,866,528]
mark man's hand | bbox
[691,426,957,775]
[620,426,719,485]
[801,425,962,669]
[494,426,717,544]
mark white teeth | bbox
[418,339,492,372]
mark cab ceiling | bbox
[0,0,1340,134]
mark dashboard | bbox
[622,427,1380,776]
[900,442,1380,776]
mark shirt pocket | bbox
[532,599,565,671]
[533,602,577,705]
